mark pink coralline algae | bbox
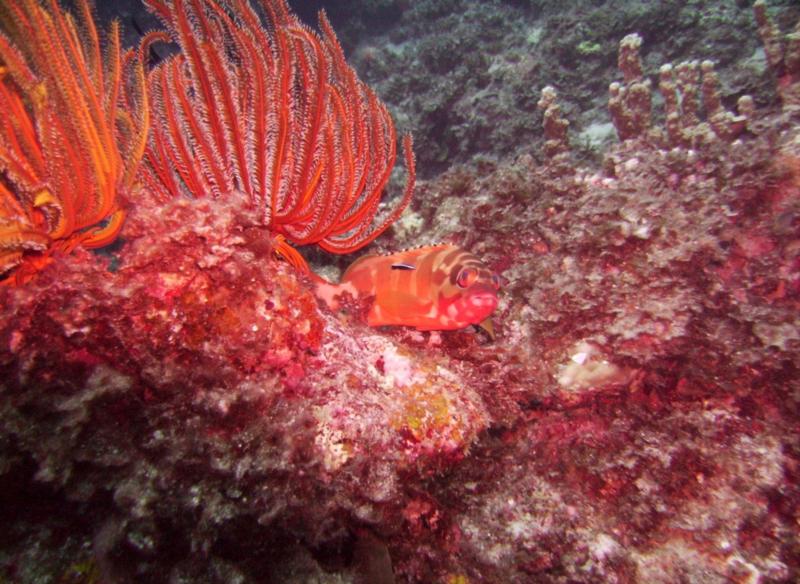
[0,192,488,555]
[2,1,800,583]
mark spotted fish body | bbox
[315,244,500,334]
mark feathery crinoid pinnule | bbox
[142,0,415,271]
[0,0,148,285]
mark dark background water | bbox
[92,0,799,179]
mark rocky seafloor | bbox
[1,0,799,582]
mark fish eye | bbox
[456,267,478,288]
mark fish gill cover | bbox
[1,0,799,583]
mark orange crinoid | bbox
[0,0,148,285]
[142,0,415,270]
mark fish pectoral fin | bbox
[382,291,433,314]
[368,292,434,326]
[476,317,495,340]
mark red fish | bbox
[314,244,500,336]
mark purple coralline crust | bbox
[382,109,800,581]
[2,2,800,584]
[444,405,793,583]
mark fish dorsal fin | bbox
[345,244,452,274]
[384,243,453,263]
[373,243,453,258]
